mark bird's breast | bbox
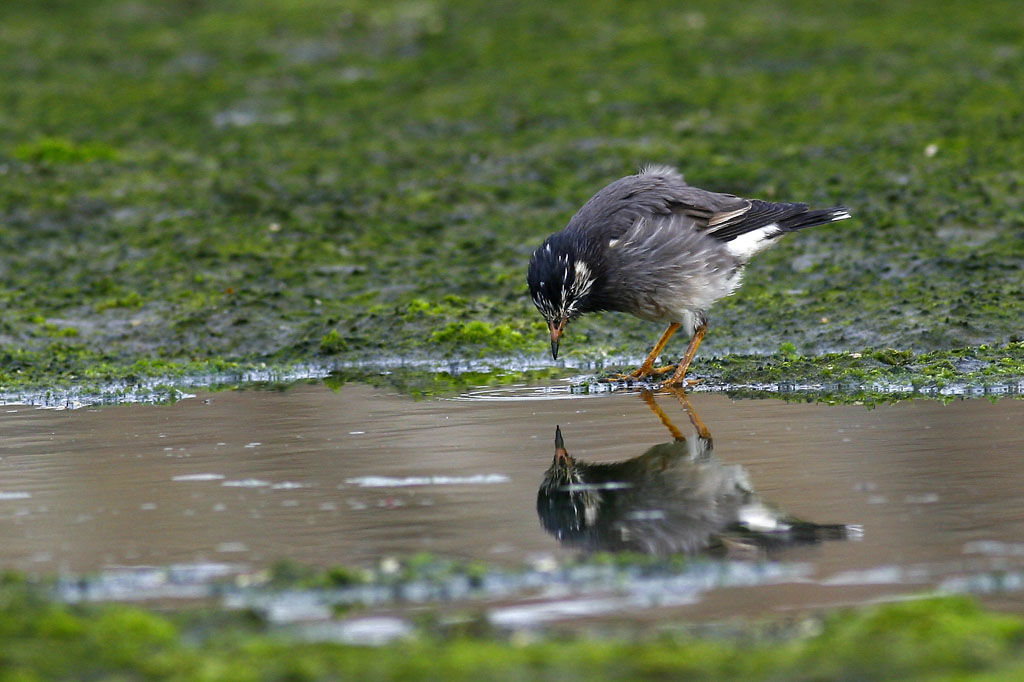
[605,260,745,324]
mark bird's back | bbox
[565,165,747,241]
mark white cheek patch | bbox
[563,260,595,316]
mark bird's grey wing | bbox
[659,185,812,243]
[636,168,818,240]
[565,166,747,240]
[603,213,741,320]
[566,165,809,243]
[701,199,811,241]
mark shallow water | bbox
[2,381,1024,622]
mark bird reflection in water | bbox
[537,390,853,556]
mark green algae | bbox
[265,559,370,590]
[317,329,347,355]
[430,320,528,355]
[4,573,1024,681]
[698,341,1024,389]
[1,341,1021,406]
[13,137,120,164]
[0,0,1022,396]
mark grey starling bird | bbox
[527,165,851,385]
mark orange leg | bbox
[668,388,711,441]
[613,322,681,379]
[659,321,708,388]
[639,389,685,441]
[641,388,713,463]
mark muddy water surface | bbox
[2,382,1023,620]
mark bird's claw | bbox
[654,377,703,390]
[607,364,677,382]
[602,364,684,385]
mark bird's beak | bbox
[548,318,567,360]
[554,425,570,465]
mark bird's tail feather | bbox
[779,207,851,232]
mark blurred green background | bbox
[1,0,1021,386]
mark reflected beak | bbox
[554,425,570,464]
[548,318,567,360]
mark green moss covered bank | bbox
[1,0,1021,397]
[1,576,1024,681]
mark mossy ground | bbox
[3,572,1024,681]
[1,0,1022,399]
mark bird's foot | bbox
[653,377,703,391]
[608,364,677,382]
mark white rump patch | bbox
[725,223,783,260]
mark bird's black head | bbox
[527,233,599,359]
[537,426,600,543]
